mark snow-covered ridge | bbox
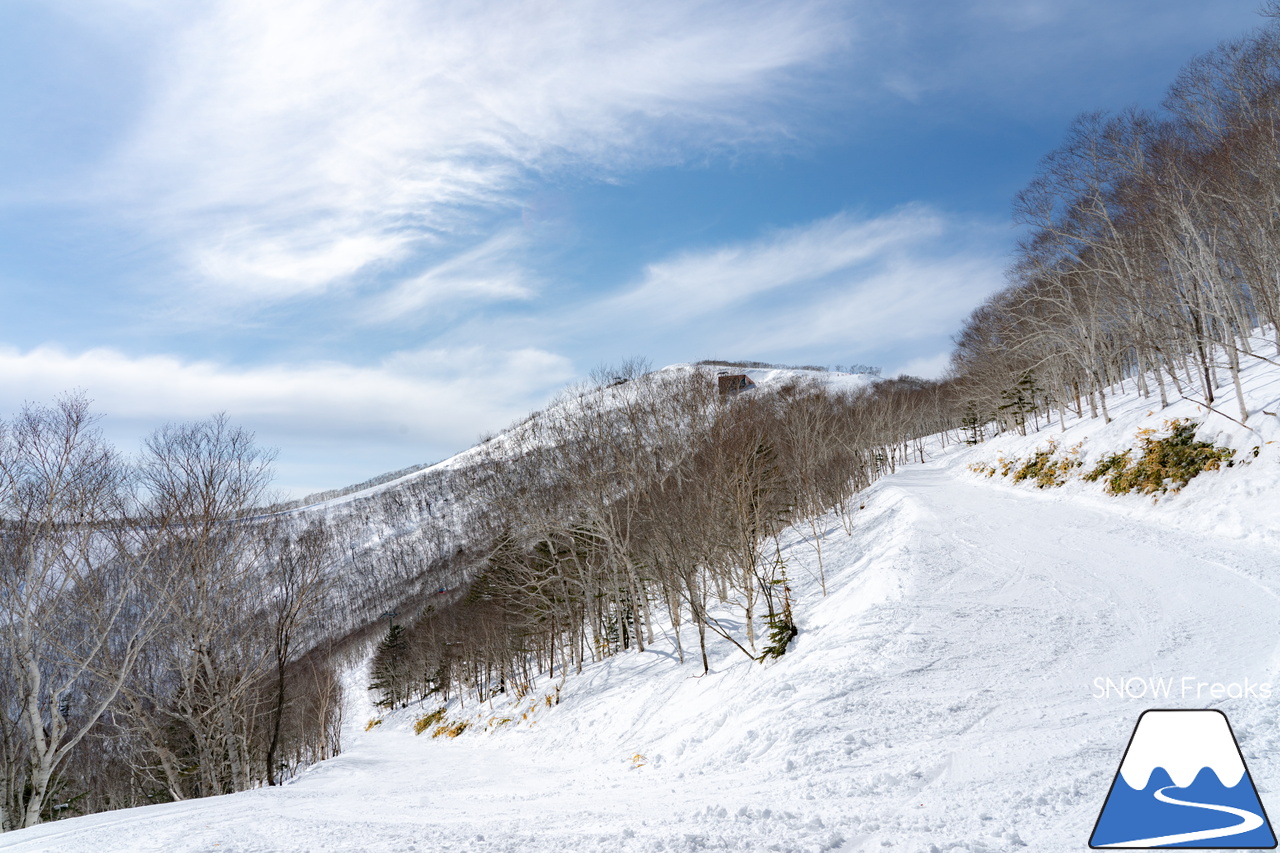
[292,363,876,513]
[258,362,881,648]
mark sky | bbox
[0,0,1268,498]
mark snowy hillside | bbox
[4,357,1280,852]
[294,362,874,511]
[269,363,878,647]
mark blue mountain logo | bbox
[1091,709,1276,848]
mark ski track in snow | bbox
[5,398,1280,850]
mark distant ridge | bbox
[269,460,440,513]
[695,359,882,375]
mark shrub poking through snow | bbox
[431,721,469,739]
[1010,440,1082,488]
[1083,419,1233,495]
[413,708,447,735]
[971,441,1081,488]
[997,455,1018,477]
[974,421,1232,496]
[1081,451,1131,486]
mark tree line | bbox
[951,16,1280,432]
[0,398,342,829]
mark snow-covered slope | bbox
[274,363,878,645]
[295,363,873,512]
[961,343,1280,549]
[4,361,1279,852]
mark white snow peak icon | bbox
[1090,709,1276,848]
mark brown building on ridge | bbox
[717,373,756,396]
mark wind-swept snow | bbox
[5,402,1280,851]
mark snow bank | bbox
[950,339,1280,550]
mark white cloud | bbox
[609,207,946,322]
[82,0,851,305]
[362,228,536,323]
[192,231,410,302]
[0,345,575,494]
[583,204,1008,350]
[888,350,953,380]
[554,206,1007,369]
[747,252,1002,353]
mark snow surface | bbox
[4,357,1280,852]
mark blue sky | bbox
[0,0,1266,497]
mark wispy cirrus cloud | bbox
[607,206,948,322]
[361,228,536,324]
[564,206,1006,370]
[742,249,1002,353]
[76,0,852,308]
[854,0,1262,108]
